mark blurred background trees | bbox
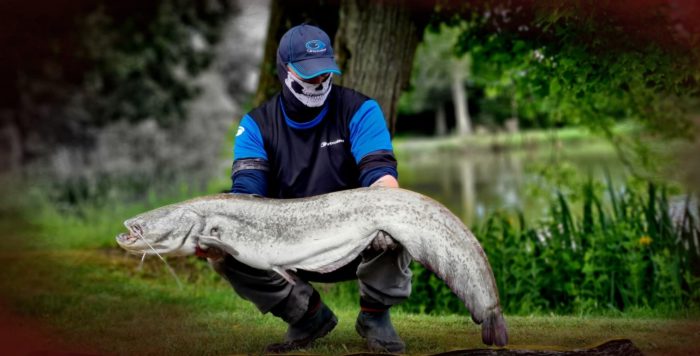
[399,24,474,136]
[1,0,234,167]
[447,0,700,140]
[399,0,700,139]
[3,0,698,174]
[1,0,698,196]
[0,0,252,202]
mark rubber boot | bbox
[264,302,338,353]
[355,309,405,353]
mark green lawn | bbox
[0,213,698,355]
[392,124,645,158]
[394,126,605,152]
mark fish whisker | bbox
[133,231,183,290]
[137,253,146,271]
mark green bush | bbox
[402,178,700,315]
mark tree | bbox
[445,0,700,139]
[334,0,431,135]
[450,54,472,135]
[399,24,474,136]
[0,0,234,170]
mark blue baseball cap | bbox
[278,24,342,80]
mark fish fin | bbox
[196,235,239,257]
[481,307,508,347]
[272,266,297,285]
[295,233,376,274]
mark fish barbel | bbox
[116,187,508,346]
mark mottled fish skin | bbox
[116,187,508,346]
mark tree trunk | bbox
[334,0,430,137]
[458,158,475,224]
[505,93,520,133]
[435,103,447,136]
[451,61,471,136]
[252,0,339,106]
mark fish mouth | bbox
[116,223,142,247]
[116,231,139,248]
[116,232,139,245]
[115,223,188,255]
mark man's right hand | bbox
[370,230,398,251]
[195,244,227,261]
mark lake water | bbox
[395,141,625,225]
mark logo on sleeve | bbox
[236,126,245,137]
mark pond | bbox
[395,140,625,225]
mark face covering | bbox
[283,71,333,108]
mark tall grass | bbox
[403,177,700,316]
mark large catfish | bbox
[116,187,508,346]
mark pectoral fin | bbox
[196,235,239,257]
[272,266,297,285]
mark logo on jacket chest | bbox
[320,139,345,148]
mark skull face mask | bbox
[283,71,333,108]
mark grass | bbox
[2,247,700,355]
[394,126,603,152]
[1,208,699,355]
[393,124,640,157]
[10,177,232,251]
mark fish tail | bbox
[481,307,508,347]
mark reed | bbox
[403,178,700,315]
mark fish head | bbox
[116,204,202,256]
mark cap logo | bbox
[305,40,327,54]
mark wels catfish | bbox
[116,187,508,346]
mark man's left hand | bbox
[370,175,399,188]
[368,175,400,251]
[370,230,398,251]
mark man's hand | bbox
[370,175,399,188]
[370,230,398,251]
[195,244,227,261]
[368,174,400,251]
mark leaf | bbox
[549,78,561,95]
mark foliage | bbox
[81,0,234,126]
[399,24,470,115]
[403,177,700,315]
[2,0,235,164]
[430,0,700,148]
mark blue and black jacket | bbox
[231,85,398,198]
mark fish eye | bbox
[210,227,221,236]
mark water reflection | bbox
[397,145,623,225]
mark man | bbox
[199,24,412,353]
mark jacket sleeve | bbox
[230,115,269,196]
[348,100,398,187]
